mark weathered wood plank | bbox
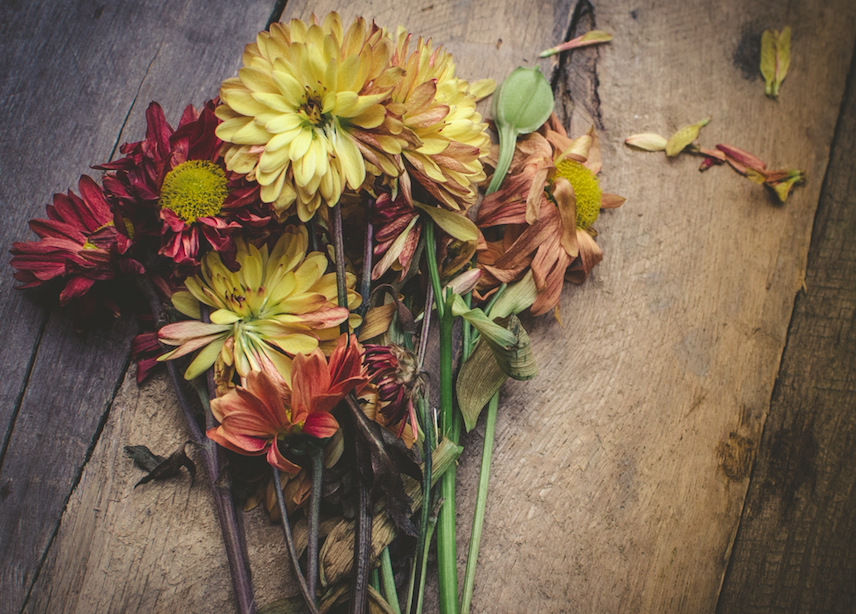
[0,1,277,612]
[14,0,856,613]
[715,37,856,614]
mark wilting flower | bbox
[385,29,492,211]
[215,13,404,221]
[371,191,421,280]
[158,225,361,382]
[207,334,366,473]
[10,175,142,310]
[363,344,422,436]
[98,101,270,268]
[477,114,625,315]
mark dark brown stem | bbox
[330,202,372,614]
[136,275,256,614]
[358,199,374,319]
[307,445,324,606]
[272,465,321,614]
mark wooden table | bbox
[2,1,855,612]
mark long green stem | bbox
[459,392,499,614]
[380,547,401,614]
[415,500,443,614]
[406,394,434,614]
[424,219,460,614]
[307,446,324,605]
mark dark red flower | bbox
[97,101,274,269]
[371,192,421,281]
[10,175,143,307]
[363,344,422,437]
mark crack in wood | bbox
[550,0,604,130]
[106,46,161,163]
[18,352,134,614]
[0,310,50,475]
[266,0,288,28]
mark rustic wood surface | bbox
[716,35,856,614]
[1,0,854,613]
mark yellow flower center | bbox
[552,159,602,230]
[81,220,116,249]
[160,160,228,223]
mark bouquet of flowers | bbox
[10,12,623,614]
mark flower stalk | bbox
[272,465,321,614]
[380,547,401,614]
[136,275,257,614]
[307,445,324,606]
[425,220,460,614]
[459,392,499,614]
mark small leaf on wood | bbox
[457,340,507,431]
[133,441,196,488]
[760,29,777,96]
[774,26,791,97]
[665,117,711,157]
[624,133,668,151]
[124,445,164,472]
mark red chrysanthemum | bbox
[97,100,274,269]
[10,175,143,309]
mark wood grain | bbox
[5,0,856,612]
[715,35,856,614]
[0,1,277,612]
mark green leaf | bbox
[760,29,776,96]
[457,339,507,431]
[773,26,791,97]
[665,117,711,157]
[487,67,555,194]
[488,271,539,319]
[449,295,516,348]
[413,202,478,242]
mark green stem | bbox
[486,126,516,195]
[424,221,444,320]
[424,219,460,614]
[307,446,324,605]
[380,547,401,614]
[415,500,443,614]
[406,394,434,614]
[370,569,380,592]
[459,392,499,614]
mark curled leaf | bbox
[665,117,711,157]
[488,270,539,319]
[132,441,196,488]
[124,445,164,472]
[457,339,507,431]
[487,67,555,194]
[539,30,613,58]
[625,133,668,151]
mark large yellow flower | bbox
[215,13,403,221]
[159,225,361,384]
[383,29,493,211]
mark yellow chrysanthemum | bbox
[215,13,403,221]
[158,225,361,384]
[384,28,493,211]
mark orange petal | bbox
[552,177,579,258]
[600,193,626,209]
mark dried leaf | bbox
[133,441,196,488]
[258,596,306,614]
[124,445,164,472]
[665,117,711,157]
[624,133,668,151]
[359,303,397,341]
[457,339,507,431]
[319,439,462,587]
